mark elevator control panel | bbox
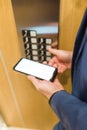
[22,30,53,62]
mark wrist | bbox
[49,89,65,102]
[47,87,64,100]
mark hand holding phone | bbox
[13,58,57,82]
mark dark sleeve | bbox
[49,90,87,130]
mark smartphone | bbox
[13,58,57,82]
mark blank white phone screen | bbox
[14,58,56,81]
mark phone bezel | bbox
[13,58,57,82]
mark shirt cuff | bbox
[49,90,70,110]
[49,90,66,104]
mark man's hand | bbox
[48,48,73,73]
[28,76,64,99]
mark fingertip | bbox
[27,75,35,80]
[53,63,57,68]
[43,61,48,65]
[48,47,58,55]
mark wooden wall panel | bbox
[59,0,87,92]
[0,0,58,129]
[59,0,87,50]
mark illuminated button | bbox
[46,51,51,56]
[30,30,37,37]
[32,44,37,49]
[46,38,52,44]
[46,56,51,61]
[31,38,37,43]
[33,56,38,61]
[32,50,38,55]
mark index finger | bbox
[47,47,58,56]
